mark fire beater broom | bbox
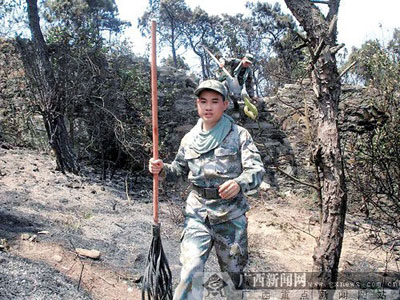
[141,19,173,300]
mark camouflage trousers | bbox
[173,214,248,300]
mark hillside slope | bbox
[0,147,397,299]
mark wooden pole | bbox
[151,19,159,225]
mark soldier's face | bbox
[196,90,228,131]
[242,60,252,68]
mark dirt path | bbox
[0,148,397,299]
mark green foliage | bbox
[0,0,27,37]
[1,0,333,175]
[138,0,190,68]
[161,54,189,70]
[184,7,223,78]
[43,0,129,40]
[349,40,399,93]
[245,2,302,94]
[388,28,400,63]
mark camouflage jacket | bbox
[162,122,265,224]
[219,57,254,98]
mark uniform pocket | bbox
[185,148,201,176]
[214,147,239,175]
[214,147,237,157]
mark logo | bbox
[203,273,228,297]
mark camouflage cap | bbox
[194,79,228,100]
[243,53,254,64]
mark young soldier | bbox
[149,79,265,299]
[219,53,255,110]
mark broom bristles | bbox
[142,224,173,300]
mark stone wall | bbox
[157,68,385,193]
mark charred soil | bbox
[0,148,397,299]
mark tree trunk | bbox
[284,0,347,293]
[190,41,207,79]
[26,0,79,174]
[171,39,178,68]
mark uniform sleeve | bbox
[234,128,265,192]
[224,57,241,68]
[161,138,189,182]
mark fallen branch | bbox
[78,263,85,291]
[273,166,320,191]
[92,271,116,287]
[288,223,317,239]
[68,239,86,292]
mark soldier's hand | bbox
[149,158,164,175]
[218,180,240,199]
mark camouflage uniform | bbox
[162,121,265,299]
[220,57,254,99]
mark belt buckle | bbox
[204,188,219,199]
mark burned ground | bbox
[0,147,397,299]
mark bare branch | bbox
[330,43,345,55]
[294,43,308,51]
[313,39,325,62]
[328,14,338,37]
[338,61,357,79]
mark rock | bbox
[259,182,271,192]
[20,233,30,240]
[28,234,37,242]
[309,216,319,225]
[53,254,63,263]
[0,238,9,251]
[75,248,101,260]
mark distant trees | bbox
[183,7,223,78]
[161,54,190,70]
[139,0,190,68]
[138,0,300,94]
[244,2,301,94]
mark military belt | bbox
[192,184,220,199]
